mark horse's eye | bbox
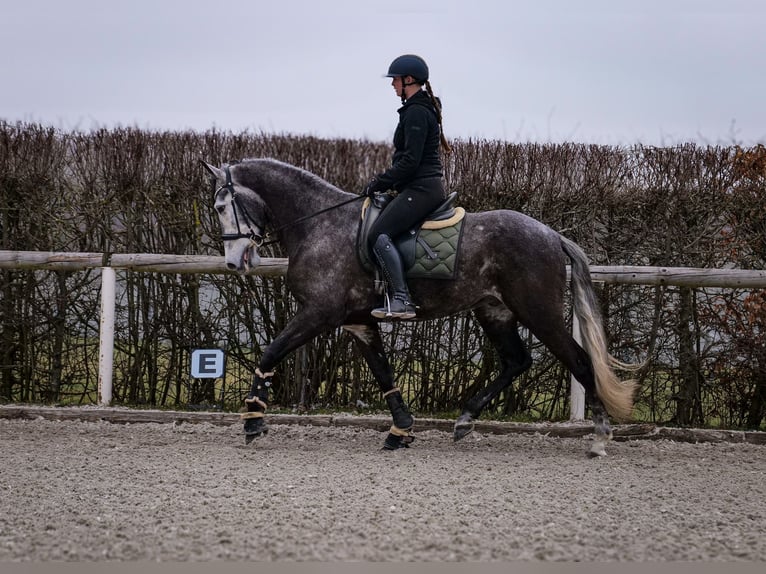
[215,205,225,214]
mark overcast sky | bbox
[2,0,764,146]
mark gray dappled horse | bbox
[202,158,637,456]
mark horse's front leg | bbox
[242,309,338,444]
[343,323,414,450]
[242,367,272,444]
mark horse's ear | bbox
[199,159,224,180]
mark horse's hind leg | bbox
[568,344,614,457]
[521,312,613,457]
[455,302,532,441]
[343,323,414,450]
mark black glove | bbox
[363,176,383,197]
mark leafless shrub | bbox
[1,122,763,429]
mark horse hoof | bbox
[244,428,269,445]
[453,417,474,442]
[244,417,268,444]
[588,440,607,457]
[382,432,414,450]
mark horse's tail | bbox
[560,235,638,421]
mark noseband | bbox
[216,166,264,247]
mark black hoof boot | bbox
[382,432,415,450]
[243,416,268,445]
[385,389,414,430]
[243,368,273,445]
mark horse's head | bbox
[201,160,268,273]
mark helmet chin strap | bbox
[400,76,419,104]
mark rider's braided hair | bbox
[424,80,452,154]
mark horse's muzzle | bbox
[225,245,261,274]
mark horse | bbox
[201,158,638,456]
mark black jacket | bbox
[374,90,443,191]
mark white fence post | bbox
[570,312,586,421]
[98,267,116,406]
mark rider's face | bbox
[391,76,404,97]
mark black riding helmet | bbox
[385,54,429,83]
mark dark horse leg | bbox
[242,308,340,444]
[454,301,532,441]
[534,325,614,456]
[343,323,415,450]
[515,299,616,457]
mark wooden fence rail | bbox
[0,251,289,276]
[2,251,765,287]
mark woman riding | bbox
[364,54,452,319]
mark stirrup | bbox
[371,293,417,320]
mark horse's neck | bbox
[245,163,356,251]
[254,164,349,219]
[270,182,348,221]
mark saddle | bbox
[356,191,466,280]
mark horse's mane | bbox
[238,157,351,197]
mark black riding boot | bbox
[371,234,417,319]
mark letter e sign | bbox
[190,349,225,378]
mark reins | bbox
[260,194,365,247]
[218,165,365,248]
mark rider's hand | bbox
[363,176,382,197]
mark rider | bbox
[364,54,452,319]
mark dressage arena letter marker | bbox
[190,349,225,378]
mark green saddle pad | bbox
[357,197,465,281]
[405,219,464,280]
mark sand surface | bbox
[1,417,764,561]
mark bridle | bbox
[215,166,265,247]
[215,165,366,248]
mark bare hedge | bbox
[1,121,764,429]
